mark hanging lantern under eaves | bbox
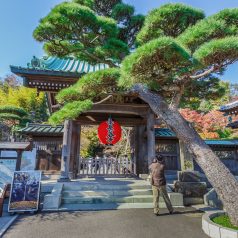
[97,117,122,145]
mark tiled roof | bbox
[220,100,238,112]
[19,125,238,147]
[0,142,32,151]
[227,121,238,129]
[11,56,109,76]
[41,57,109,73]
[205,139,238,147]
[155,128,176,137]
[20,123,64,136]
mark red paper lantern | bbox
[98,118,122,145]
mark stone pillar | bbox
[147,110,155,167]
[179,141,194,171]
[59,120,73,181]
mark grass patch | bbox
[212,215,238,230]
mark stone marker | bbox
[174,181,207,198]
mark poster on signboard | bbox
[8,171,41,212]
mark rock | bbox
[178,171,201,182]
[174,181,207,198]
[204,188,223,209]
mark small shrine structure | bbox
[220,100,238,129]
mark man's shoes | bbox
[169,209,174,215]
[154,213,159,216]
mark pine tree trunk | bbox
[133,84,238,226]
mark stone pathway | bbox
[4,208,208,238]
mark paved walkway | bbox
[0,202,18,237]
[4,208,208,238]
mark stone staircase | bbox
[43,177,183,211]
[41,171,61,181]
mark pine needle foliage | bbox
[136,3,205,45]
[49,100,93,125]
[38,2,238,126]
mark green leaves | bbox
[73,0,94,9]
[56,68,120,103]
[0,113,22,122]
[37,2,238,123]
[136,3,204,45]
[51,68,121,124]
[120,37,193,89]
[213,8,238,26]
[111,3,134,21]
[0,106,29,126]
[178,19,238,53]
[49,100,93,125]
[178,8,238,52]
[34,2,128,65]
[194,37,238,66]
[0,106,28,117]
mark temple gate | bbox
[11,56,158,180]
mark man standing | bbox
[149,154,174,216]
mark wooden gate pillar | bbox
[147,110,155,167]
[59,120,73,181]
[16,150,23,171]
[129,127,136,174]
[69,122,81,179]
[135,125,148,174]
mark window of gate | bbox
[78,156,133,175]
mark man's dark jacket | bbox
[149,161,166,188]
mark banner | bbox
[8,171,41,212]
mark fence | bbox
[78,157,133,176]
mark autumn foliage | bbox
[180,109,230,139]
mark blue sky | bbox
[0,0,237,83]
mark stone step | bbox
[62,193,183,206]
[63,189,153,197]
[56,202,183,212]
[42,203,156,211]
[63,183,152,191]
[62,195,154,204]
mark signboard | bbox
[21,149,36,171]
[8,171,41,212]
[0,151,17,158]
[0,159,16,172]
[0,159,15,184]
[0,151,17,187]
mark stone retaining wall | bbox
[202,211,238,238]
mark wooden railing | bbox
[78,157,133,176]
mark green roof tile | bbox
[19,125,238,148]
[11,56,109,76]
[41,57,109,74]
[220,100,238,112]
[19,123,64,135]
[155,128,176,137]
